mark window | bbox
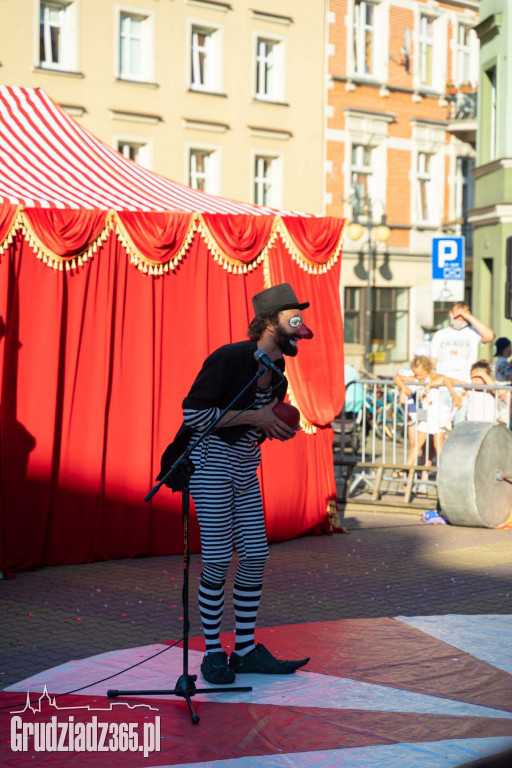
[190,24,222,92]
[344,287,362,344]
[343,287,409,362]
[486,66,497,161]
[39,1,77,70]
[117,139,152,169]
[189,148,218,193]
[351,145,373,217]
[119,11,153,81]
[371,288,409,362]
[353,0,375,76]
[456,25,471,84]
[455,156,474,252]
[253,154,281,207]
[255,37,285,101]
[416,152,432,223]
[419,14,434,87]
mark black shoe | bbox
[201,651,236,684]
[229,643,310,675]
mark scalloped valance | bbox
[0,204,345,277]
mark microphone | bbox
[254,349,284,379]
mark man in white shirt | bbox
[430,302,494,424]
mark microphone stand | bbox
[108,364,282,723]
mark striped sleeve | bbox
[183,407,220,432]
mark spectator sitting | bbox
[468,360,510,425]
[393,356,462,487]
[494,337,512,383]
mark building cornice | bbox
[467,203,512,227]
[410,117,447,128]
[343,107,396,122]
[182,118,230,133]
[251,9,293,25]
[110,110,163,124]
[60,104,87,117]
[475,13,502,43]
[248,126,293,140]
[185,0,232,12]
[473,158,512,180]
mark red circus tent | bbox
[0,85,345,574]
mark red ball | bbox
[272,401,301,429]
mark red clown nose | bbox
[297,323,314,339]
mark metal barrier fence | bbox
[335,378,512,508]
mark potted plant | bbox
[446,81,457,95]
[459,82,473,93]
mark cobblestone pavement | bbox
[1,511,511,689]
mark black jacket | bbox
[157,340,288,490]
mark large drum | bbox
[438,421,512,528]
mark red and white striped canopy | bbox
[0,86,299,215]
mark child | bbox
[393,356,462,483]
[468,360,510,425]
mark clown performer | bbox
[158,284,313,685]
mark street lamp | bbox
[347,198,391,372]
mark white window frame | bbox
[115,5,155,82]
[342,109,391,222]
[186,145,221,195]
[415,152,433,224]
[346,0,387,83]
[38,0,79,71]
[253,33,286,102]
[350,144,374,218]
[114,135,153,169]
[252,152,283,209]
[455,22,478,85]
[456,24,471,84]
[188,20,223,93]
[353,0,375,77]
[414,8,446,92]
[418,14,434,88]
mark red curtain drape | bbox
[266,239,345,427]
[0,203,18,244]
[23,208,108,257]
[281,216,345,264]
[0,218,344,573]
[200,214,275,263]
[116,211,194,263]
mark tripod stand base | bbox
[107,675,253,724]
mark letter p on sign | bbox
[438,240,458,268]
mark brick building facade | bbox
[326,0,479,374]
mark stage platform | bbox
[2,615,512,767]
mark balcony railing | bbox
[449,89,477,121]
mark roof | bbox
[0,86,299,216]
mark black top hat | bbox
[252,283,309,315]
[494,336,511,356]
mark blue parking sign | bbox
[432,237,465,280]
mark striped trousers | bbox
[189,435,269,655]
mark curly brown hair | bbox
[247,310,280,341]
[411,355,433,371]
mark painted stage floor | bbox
[1,615,512,767]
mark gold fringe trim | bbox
[196,213,280,275]
[113,211,198,276]
[286,384,317,435]
[0,207,23,255]
[20,210,113,272]
[276,217,345,274]
[327,498,345,531]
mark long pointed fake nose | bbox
[297,323,314,340]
